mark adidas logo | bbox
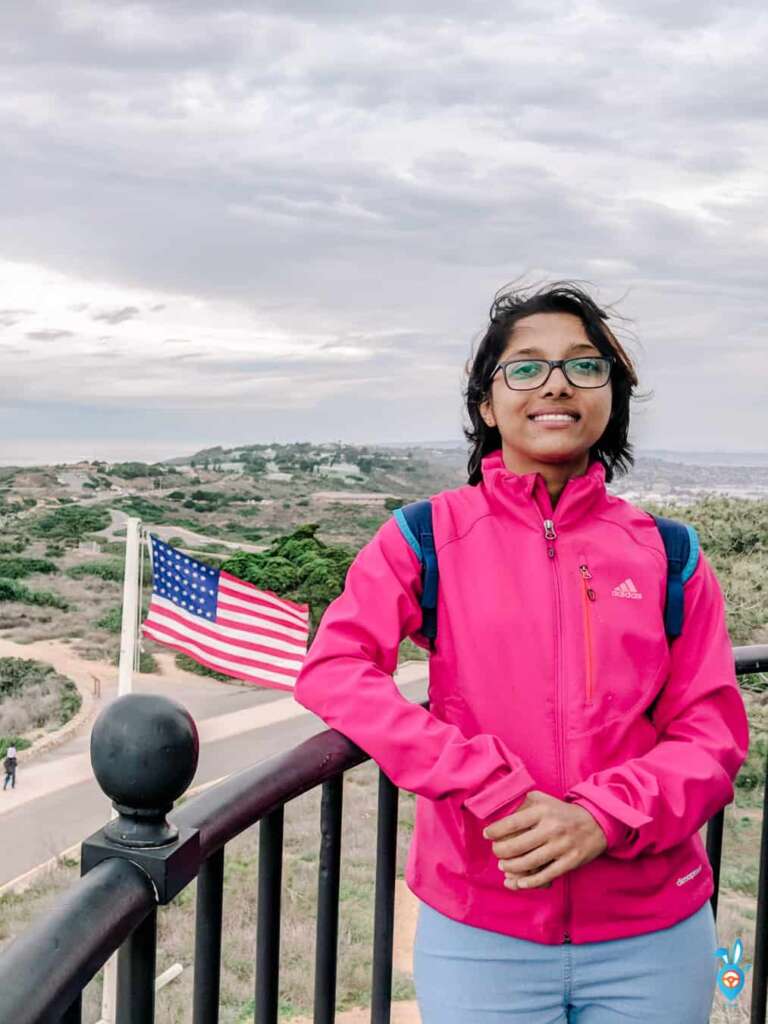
[612,578,643,600]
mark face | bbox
[479,312,613,477]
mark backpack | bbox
[393,501,700,653]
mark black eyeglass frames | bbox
[490,354,615,391]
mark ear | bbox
[479,397,497,429]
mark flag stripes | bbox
[141,534,310,690]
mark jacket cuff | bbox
[564,781,653,849]
[566,795,633,850]
[461,765,537,821]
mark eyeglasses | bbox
[490,355,614,391]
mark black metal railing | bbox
[0,644,766,1024]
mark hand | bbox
[482,789,608,890]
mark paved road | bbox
[0,661,429,888]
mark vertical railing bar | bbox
[750,750,768,1024]
[116,907,158,1024]
[254,806,285,1024]
[314,775,344,1024]
[58,992,82,1023]
[370,771,399,1024]
[193,847,225,1024]
[706,807,725,921]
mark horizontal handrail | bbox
[172,712,415,860]
[0,644,763,1023]
[0,858,155,1022]
[734,645,768,674]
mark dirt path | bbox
[99,508,266,553]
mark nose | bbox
[541,364,575,394]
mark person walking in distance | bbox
[293,280,750,1023]
[3,745,17,790]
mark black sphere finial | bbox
[90,693,199,848]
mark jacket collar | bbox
[480,447,608,530]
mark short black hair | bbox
[462,280,648,485]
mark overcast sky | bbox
[1,1,766,465]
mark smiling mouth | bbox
[528,414,580,423]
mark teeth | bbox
[531,414,577,422]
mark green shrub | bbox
[735,735,768,790]
[67,560,125,582]
[175,653,232,682]
[384,496,410,511]
[113,497,168,521]
[107,462,166,479]
[0,737,31,759]
[96,606,122,632]
[0,537,27,555]
[97,598,149,633]
[0,578,69,610]
[0,557,58,579]
[98,541,126,556]
[31,504,110,543]
[59,679,82,723]
[110,650,159,673]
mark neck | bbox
[499,446,591,510]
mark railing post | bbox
[750,744,768,1024]
[81,693,202,1024]
[116,907,158,1024]
[314,775,344,1024]
[371,771,399,1024]
[255,806,285,1024]
[706,808,725,921]
[193,847,226,1024]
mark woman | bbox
[293,281,750,1022]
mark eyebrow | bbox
[509,342,600,356]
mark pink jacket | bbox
[293,448,750,944]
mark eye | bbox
[508,361,543,378]
[570,358,602,374]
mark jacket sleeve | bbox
[563,549,750,858]
[292,516,537,824]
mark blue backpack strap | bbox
[392,500,438,651]
[650,514,700,640]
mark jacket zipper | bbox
[578,556,597,706]
[543,518,572,944]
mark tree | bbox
[220,523,355,640]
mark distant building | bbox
[218,462,245,473]
[312,461,362,478]
[310,491,395,507]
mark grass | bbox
[0,758,417,1023]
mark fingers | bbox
[501,857,558,890]
[504,876,553,890]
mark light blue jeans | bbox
[413,898,720,1022]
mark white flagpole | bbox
[99,515,142,1024]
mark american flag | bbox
[141,534,310,691]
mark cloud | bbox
[91,305,142,324]
[0,0,765,456]
[25,328,75,341]
[0,308,32,327]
